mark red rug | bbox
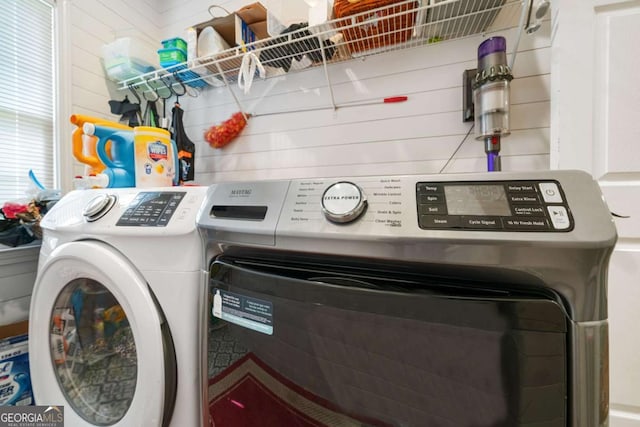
[208,353,387,426]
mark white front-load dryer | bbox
[29,186,209,427]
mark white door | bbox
[552,1,640,425]
[29,241,175,426]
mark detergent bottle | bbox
[92,124,179,188]
[92,124,135,188]
[70,114,132,176]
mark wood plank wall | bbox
[159,0,551,183]
[66,0,551,185]
[65,0,162,179]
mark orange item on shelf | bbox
[333,0,418,53]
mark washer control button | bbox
[321,182,367,223]
[83,194,117,222]
[539,182,563,203]
[547,206,571,229]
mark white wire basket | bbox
[119,0,523,93]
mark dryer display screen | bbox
[443,184,511,216]
[116,191,186,226]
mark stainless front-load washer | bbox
[198,170,616,427]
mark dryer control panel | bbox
[417,180,573,232]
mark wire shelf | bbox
[118,0,524,97]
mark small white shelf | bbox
[118,0,525,103]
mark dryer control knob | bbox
[83,194,117,222]
[321,181,367,223]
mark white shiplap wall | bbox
[0,245,40,326]
[157,0,551,184]
[62,0,162,187]
[64,1,551,187]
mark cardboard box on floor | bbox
[0,332,34,406]
[0,320,28,340]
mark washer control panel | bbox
[417,180,573,232]
[116,191,186,227]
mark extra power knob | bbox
[321,182,367,223]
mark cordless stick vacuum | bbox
[473,37,513,172]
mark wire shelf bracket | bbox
[117,0,526,114]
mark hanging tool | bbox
[108,85,142,127]
[128,85,143,126]
[169,72,187,133]
[108,95,141,127]
[171,101,195,182]
[172,71,187,98]
[250,95,409,117]
[157,76,176,129]
[339,96,408,107]
[142,77,160,127]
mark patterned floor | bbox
[208,322,247,379]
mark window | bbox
[0,0,56,202]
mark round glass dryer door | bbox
[50,278,137,425]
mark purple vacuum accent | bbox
[487,152,499,172]
[478,36,507,59]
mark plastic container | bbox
[161,37,188,52]
[157,47,187,64]
[92,125,180,188]
[159,61,209,88]
[185,27,198,62]
[70,114,132,176]
[102,37,157,82]
[132,126,179,188]
[72,174,110,190]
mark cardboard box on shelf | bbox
[194,2,269,48]
[190,2,269,76]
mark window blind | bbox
[0,0,55,203]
